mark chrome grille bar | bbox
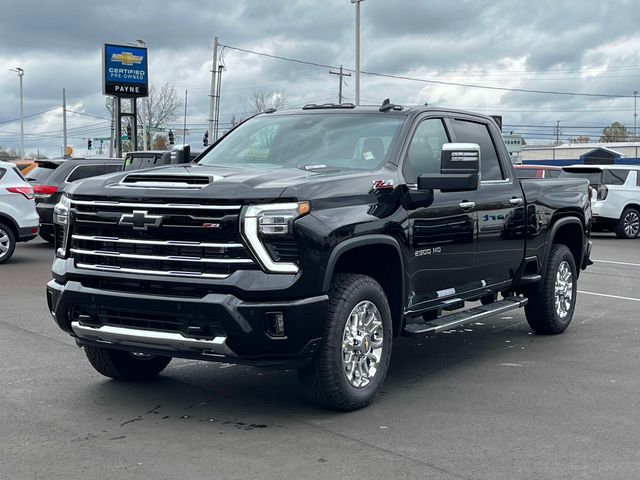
[71,200,241,210]
[76,263,230,279]
[71,248,253,264]
[72,234,244,249]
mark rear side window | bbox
[66,164,106,182]
[451,119,503,181]
[0,168,5,181]
[26,165,57,184]
[604,169,629,185]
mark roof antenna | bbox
[379,98,402,112]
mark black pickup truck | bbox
[47,103,592,410]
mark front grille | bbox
[68,200,256,279]
[71,305,225,339]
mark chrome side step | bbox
[402,297,528,338]
[71,322,236,357]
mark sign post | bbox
[102,43,149,157]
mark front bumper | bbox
[47,279,328,368]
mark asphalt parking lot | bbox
[1,235,639,479]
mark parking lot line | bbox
[578,290,640,302]
[593,259,640,268]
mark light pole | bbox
[351,0,364,105]
[634,90,638,140]
[9,67,24,158]
[135,39,148,150]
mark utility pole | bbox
[554,120,561,145]
[351,0,364,105]
[634,90,638,140]
[62,88,68,157]
[207,37,219,143]
[214,65,223,141]
[9,67,24,158]
[183,89,188,145]
[329,65,351,103]
[137,40,148,150]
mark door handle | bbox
[509,197,524,207]
[459,201,476,210]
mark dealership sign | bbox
[102,43,148,97]
[502,134,524,154]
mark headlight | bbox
[242,202,310,273]
[54,194,71,225]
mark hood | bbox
[65,163,395,202]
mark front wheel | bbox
[298,273,392,411]
[615,208,640,239]
[524,244,577,334]
[84,346,171,381]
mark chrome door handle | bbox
[509,197,524,206]
[459,201,476,210]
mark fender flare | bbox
[322,234,405,294]
[542,216,584,275]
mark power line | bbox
[0,106,61,124]
[220,44,634,99]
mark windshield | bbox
[197,113,404,171]
[559,169,604,184]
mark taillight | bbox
[6,186,34,200]
[33,185,58,197]
[596,185,608,200]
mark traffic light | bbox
[203,131,209,147]
[126,124,132,139]
[87,139,92,150]
[168,129,175,145]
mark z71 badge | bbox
[372,179,394,190]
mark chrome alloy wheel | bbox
[554,260,573,319]
[341,300,384,389]
[0,228,10,259]
[624,210,640,238]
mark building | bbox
[521,142,640,166]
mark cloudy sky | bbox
[0,0,639,157]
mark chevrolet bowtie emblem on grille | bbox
[111,51,144,66]
[119,210,163,230]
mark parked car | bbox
[0,160,39,263]
[25,158,123,243]
[514,164,562,178]
[123,146,201,171]
[47,103,591,411]
[560,164,640,238]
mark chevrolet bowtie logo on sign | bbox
[119,211,163,230]
[111,51,144,66]
[103,43,148,98]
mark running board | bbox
[402,297,528,338]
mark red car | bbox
[514,165,563,179]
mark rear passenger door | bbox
[451,117,525,287]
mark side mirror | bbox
[417,143,480,192]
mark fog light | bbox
[265,311,285,337]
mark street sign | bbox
[502,134,524,154]
[93,136,111,141]
[102,43,149,98]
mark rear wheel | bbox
[524,244,577,334]
[615,207,640,239]
[0,223,16,264]
[298,273,392,411]
[84,346,171,381]
[39,232,55,244]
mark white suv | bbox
[0,160,39,263]
[561,164,640,239]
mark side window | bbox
[66,165,105,182]
[0,168,6,181]
[451,119,503,181]
[604,169,629,185]
[403,118,449,183]
[103,164,123,174]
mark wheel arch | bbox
[543,216,583,276]
[0,213,19,238]
[324,235,405,337]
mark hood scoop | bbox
[118,174,216,189]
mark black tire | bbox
[615,207,640,239]
[39,232,55,244]
[0,222,16,265]
[298,273,393,411]
[84,346,171,381]
[524,244,577,334]
[480,293,497,306]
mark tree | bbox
[570,136,591,144]
[152,134,169,150]
[246,88,287,114]
[600,122,629,143]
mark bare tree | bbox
[570,136,591,144]
[246,88,287,115]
